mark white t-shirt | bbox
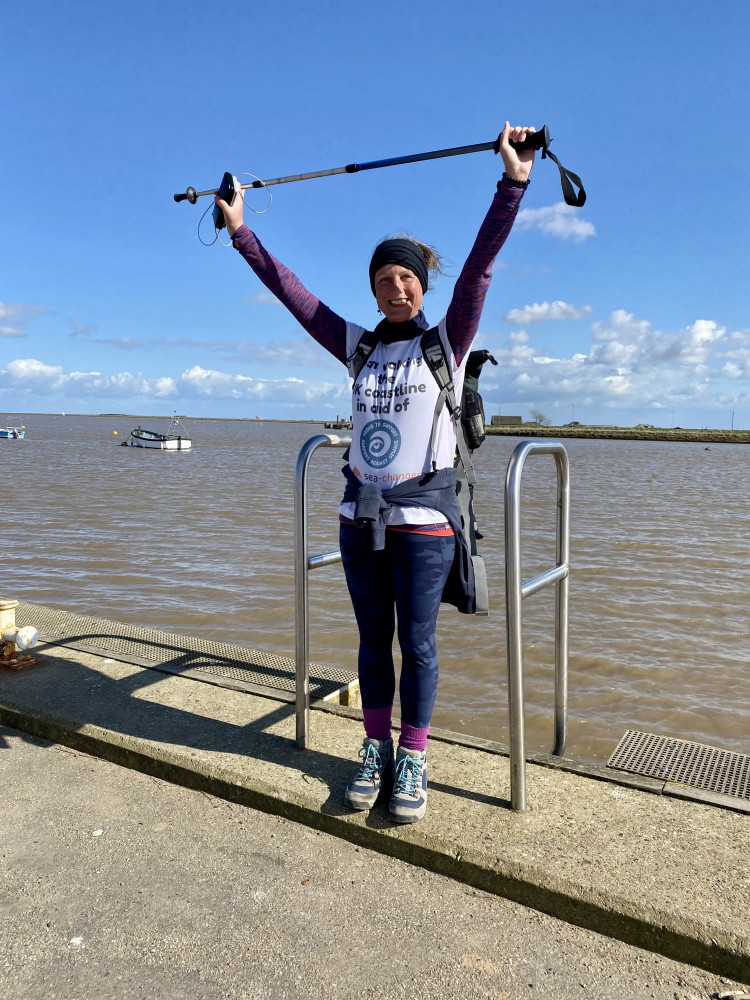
[341,317,466,526]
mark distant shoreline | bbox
[10,413,750,444]
[484,426,750,444]
[15,413,323,424]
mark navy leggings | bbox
[339,522,455,729]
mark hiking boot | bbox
[343,737,395,811]
[389,746,427,824]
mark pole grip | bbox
[508,125,551,152]
[174,187,198,204]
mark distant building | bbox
[491,415,523,426]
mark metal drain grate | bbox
[16,602,356,701]
[608,730,750,800]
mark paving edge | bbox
[1,698,748,982]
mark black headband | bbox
[369,239,429,296]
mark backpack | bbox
[349,327,498,615]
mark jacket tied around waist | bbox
[340,463,478,614]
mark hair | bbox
[374,232,445,290]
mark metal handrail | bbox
[504,440,570,811]
[294,434,351,747]
[294,432,570,799]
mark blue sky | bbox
[2,0,748,428]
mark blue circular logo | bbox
[361,420,401,469]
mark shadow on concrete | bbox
[3,645,512,815]
[0,646,353,798]
[37,630,340,700]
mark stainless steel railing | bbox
[294,433,351,748]
[504,439,570,811]
[294,433,570,812]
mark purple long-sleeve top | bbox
[230,176,526,366]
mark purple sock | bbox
[362,706,393,741]
[399,723,430,753]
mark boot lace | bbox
[394,754,423,796]
[355,743,383,782]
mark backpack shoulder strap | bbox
[420,328,477,486]
[421,327,488,615]
[347,328,380,381]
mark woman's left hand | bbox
[497,122,536,182]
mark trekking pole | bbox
[175,137,503,203]
[173,126,584,206]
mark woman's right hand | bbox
[216,184,245,237]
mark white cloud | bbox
[476,307,747,421]
[2,304,745,422]
[244,293,283,307]
[727,328,750,347]
[93,337,145,351]
[178,365,348,404]
[69,321,98,338]
[515,203,596,242]
[589,311,727,368]
[676,319,726,365]
[5,358,64,383]
[591,309,652,344]
[601,374,631,395]
[80,332,340,371]
[504,301,592,326]
[253,338,337,369]
[0,302,52,338]
[2,358,175,397]
[2,359,347,406]
[505,330,536,361]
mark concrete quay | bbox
[1,639,749,986]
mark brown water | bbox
[3,413,749,764]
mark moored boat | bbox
[123,414,191,450]
[0,426,25,439]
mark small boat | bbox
[0,425,25,439]
[324,415,353,430]
[123,414,191,450]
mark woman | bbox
[217,122,535,824]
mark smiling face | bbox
[373,264,424,323]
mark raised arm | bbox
[446,122,536,365]
[216,189,349,364]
